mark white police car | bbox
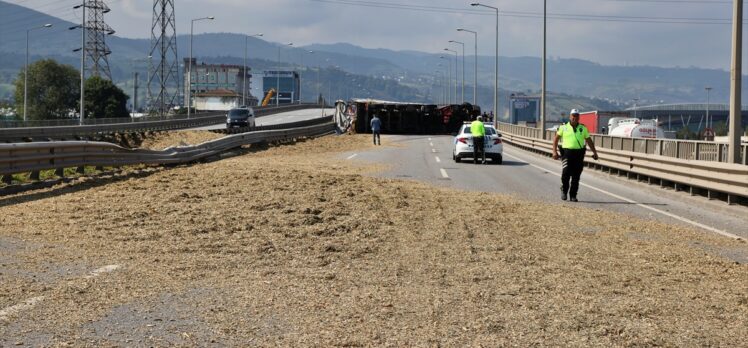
[452,123,503,164]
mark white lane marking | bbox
[84,264,121,280]
[0,264,122,322]
[503,152,741,240]
[428,137,432,141]
[430,142,434,147]
[435,156,441,163]
[0,296,45,322]
[431,149,437,153]
[440,168,449,178]
[346,154,358,160]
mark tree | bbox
[676,127,698,140]
[712,121,728,137]
[14,59,79,120]
[84,76,129,118]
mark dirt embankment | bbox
[0,134,746,346]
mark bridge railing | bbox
[497,122,748,202]
[0,118,335,182]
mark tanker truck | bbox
[607,118,665,138]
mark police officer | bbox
[470,115,486,164]
[552,109,599,202]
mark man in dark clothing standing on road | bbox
[370,114,382,145]
[552,109,599,202]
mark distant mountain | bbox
[1,0,737,115]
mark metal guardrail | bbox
[213,115,334,135]
[497,122,748,203]
[0,104,323,142]
[0,120,335,181]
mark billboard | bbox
[510,94,540,125]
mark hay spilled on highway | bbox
[138,130,225,150]
[0,134,746,346]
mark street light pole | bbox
[440,56,451,104]
[300,50,314,104]
[705,86,712,130]
[188,16,214,118]
[276,43,293,106]
[444,48,458,104]
[244,33,263,107]
[24,23,52,122]
[449,40,465,104]
[471,2,499,127]
[74,3,86,125]
[457,28,478,106]
[729,0,743,163]
[541,0,547,138]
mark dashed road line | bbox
[84,264,121,279]
[435,156,441,163]
[430,142,434,147]
[431,149,437,153]
[503,152,740,240]
[0,264,122,322]
[346,154,358,160]
[440,168,449,178]
[0,296,45,322]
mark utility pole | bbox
[148,0,179,116]
[705,86,712,130]
[85,0,115,80]
[728,0,743,163]
[540,0,547,138]
[133,72,139,112]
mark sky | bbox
[4,0,744,70]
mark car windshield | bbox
[228,109,249,118]
[461,125,496,135]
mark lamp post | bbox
[439,56,452,104]
[449,40,465,104]
[457,28,478,106]
[444,48,458,105]
[728,0,743,163]
[705,86,712,130]
[24,23,52,122]
[471,2,499,127]
[188,16,214,118]
[300,50,314,104]
[71,2,86,125]
[244,33,263,107]
[541,0,547,138]
[276,42,293,106]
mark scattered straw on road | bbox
[0,134,746,346]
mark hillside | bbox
[2,0,728,116]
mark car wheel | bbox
[454,154,461,163]
[494,154,503,165]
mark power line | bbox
[309,0,739,24]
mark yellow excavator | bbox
[261,88,276,106]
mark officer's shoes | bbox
[570,197,578,202]
[561,193,568,201]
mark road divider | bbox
[0,120,335,184]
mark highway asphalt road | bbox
[344,134,748,242]
[188,108,334,131]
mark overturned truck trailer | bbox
[338,99,480,134]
